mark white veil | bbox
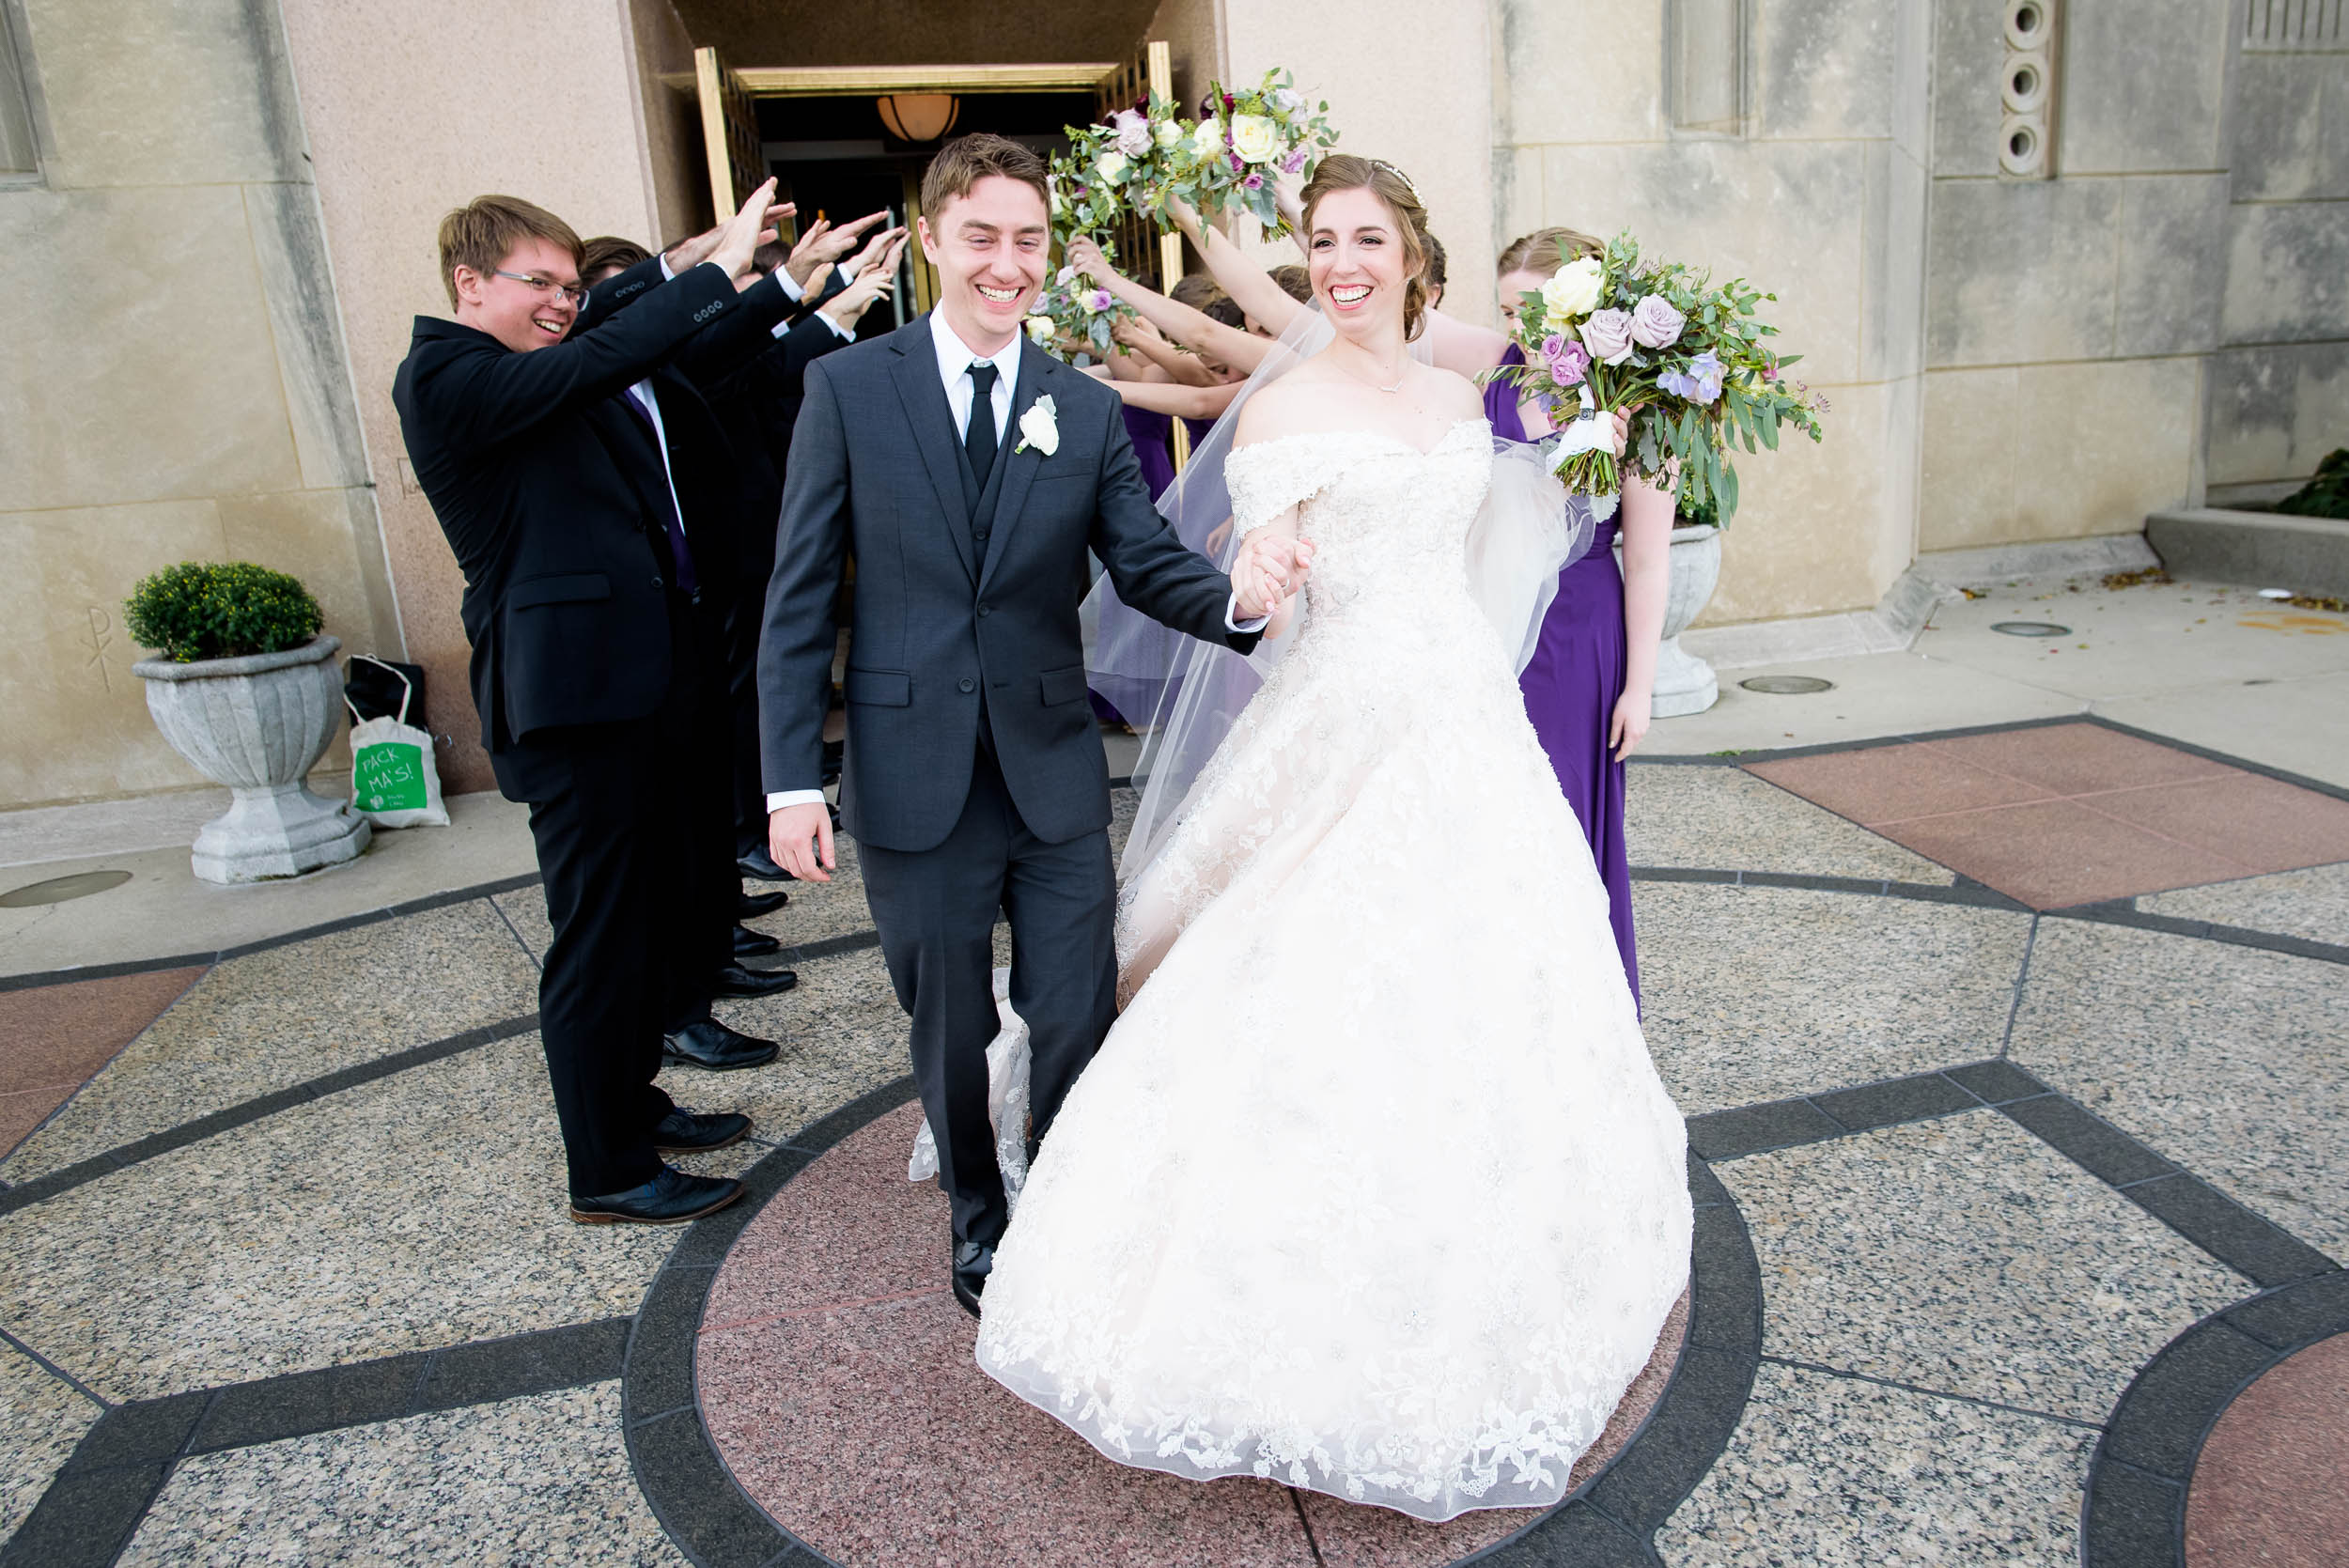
[1082,310,1599,884]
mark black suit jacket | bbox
[758,313,1258,850]
[392,262,754,771]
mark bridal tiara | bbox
[1372,160,1423,206]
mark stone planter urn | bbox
[1649,523,1721,717]
[133,634,370,883]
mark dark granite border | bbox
[2046,900,2349,969]
[0,1014,542,1216]
[622,1080,1763,1568]
[1692,1061,2341,1290]
[0,1317,630,1568]
[0,872,544,993]
[2081,1271,2349,1568]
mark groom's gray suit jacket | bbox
[758,312,1258,851]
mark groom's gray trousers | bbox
[860,727,1116,1250]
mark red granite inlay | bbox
[697,1102,1686,1566]
[0,966,206,1157]
[2185,1331,2349,1568]
[1747,722,2349,908]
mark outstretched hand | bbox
[708,179,788,279]
[1231,530,1315,621]
[768,801,834,883]
[788,209,889,284]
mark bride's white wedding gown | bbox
[972,417,1691,1521]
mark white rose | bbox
[1194,116,1221,152]
[1272,87,1306,114]
[1154,117,1183,149]
[1229,114,1282,165]
[1024,315,1055,344]
[1096,150,1129,184]
[1016,394,1060,456]
[1540,257,1606,320]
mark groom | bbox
[759,133,1300,1314]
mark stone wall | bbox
[2204,1,2349,502]
[1490,0,1933,625]
[278,0,692,795]
[0,0,397,810]
[1918,0,2237,553]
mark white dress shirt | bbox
[767,311,1265,815]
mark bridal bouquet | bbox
[1024,241,1140,365]
[1487,231,1828,524]
[1049,69,1338,239]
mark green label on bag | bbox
[354,741,428,813]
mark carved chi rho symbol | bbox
[84,607,114,691]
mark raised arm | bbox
[1112,317,1220,386]
[1064,233,1271,374]
[1162,194,1311,339]
[1087,371,1242,423]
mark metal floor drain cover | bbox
[1740,675,1836,694]
[1992,621,2072,636]
[0,869,132,908]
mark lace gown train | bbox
[973,419,1690,1521]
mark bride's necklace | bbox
[1335,350,1408,395]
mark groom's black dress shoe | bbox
[652,1108,752,1154]
[737,847,793,882]
[569,1167,741,1225]
[662,1018,780,1070]
[732,924,782,957]
[952,1240,995,1318]
[711,962,798,999]
[738,888,789,920]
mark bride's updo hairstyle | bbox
[1299,154,1436,341]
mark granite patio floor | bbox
[2,722,2344,1566]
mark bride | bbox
[969,156,1691,1522]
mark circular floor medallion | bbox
[1990,620,2073,637]
[689,1100,1692,1567]
[2183,1331,2349,1568]
[1738,675,1836,695]
[0,869,132,908]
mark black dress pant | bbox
[496,599,734,1197]
[859,741,1118,1250]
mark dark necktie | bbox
[965,361,1000,491]
[618,388,698,597]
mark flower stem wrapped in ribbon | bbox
[1486,231,1828,524]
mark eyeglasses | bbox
[488,270,590,308]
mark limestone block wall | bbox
[1490,0,1934,626]
[278,0,690,796]
[2204,4,2349,501]
[0,0,397,811]
[1918,0,2238,551]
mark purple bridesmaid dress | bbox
[1486,344,1640,1002]
[1092,406,1184,726]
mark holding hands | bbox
[1230,530,1315,622]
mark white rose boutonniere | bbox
[1015,394,1059,456]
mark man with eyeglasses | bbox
[394,183,787,1226]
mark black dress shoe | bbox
[952,1239,995,1318]
[652,1107,752,1153]
[738,887,789,920]
[569,1166,742,1225]
[733,924,782,957]
[736,846,793,882]
[710,962,798,999]
[662,1017,780,1070]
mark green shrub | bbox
[123,562,324,663]
[2276,448,2349,521]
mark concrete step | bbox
[2146,507,2349,597]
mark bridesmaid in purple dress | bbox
[1486,228,1671,1003]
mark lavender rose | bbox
[1579,307,1635,365]
[1629,295,1686,349]
[1112,109,1151,158]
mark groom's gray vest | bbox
[757,312,1256,852]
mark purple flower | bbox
[1659,349,1725,405]
[1112,108,1150,157]
[1628,295,1686,349]
[1540,333,1566,360]
[1242,171,1265,190]
[1086,288,1115,313]
[1544,338,1592,388]
[1282,147,1310,175]
[1579,307,1635,365]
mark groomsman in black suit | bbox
[394,184,786,1224]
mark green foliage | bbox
[123,561,323,663]
[2276,448,2349,520]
